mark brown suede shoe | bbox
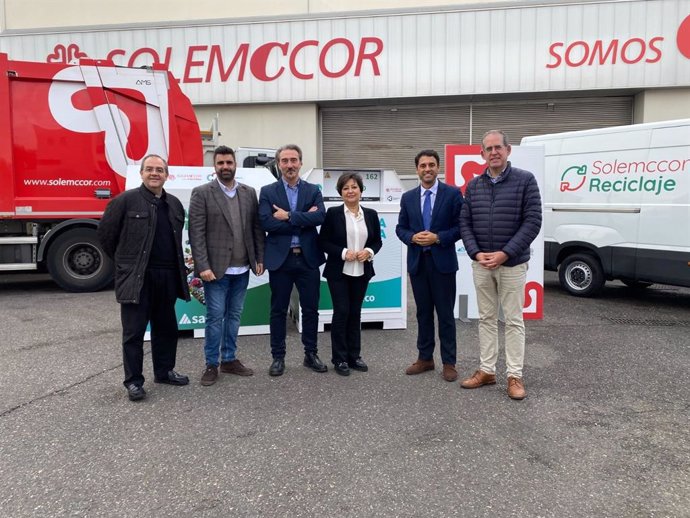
[405,359,435,375]
[460,369,496,389]
[507,376,526,400]
[200,365,218,386]
[220,359,254,376]
[442,364,458,382]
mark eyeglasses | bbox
[143,166,166,174]
[483,145,506,153]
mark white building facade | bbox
[2,0,689,175]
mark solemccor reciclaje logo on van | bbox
[559,165,587,192]
[560,160,685,196]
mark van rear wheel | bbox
[559,253,605,297]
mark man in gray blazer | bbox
[188,146,265,386]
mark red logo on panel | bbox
[678,14,690,59]
[444,145,485,194]
[523,281,543,320]
[46,44,88,63]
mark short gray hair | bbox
[481,130,509,150]
[275,144,303,162]
[139,154,169,174]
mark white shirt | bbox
[340,205,373,277]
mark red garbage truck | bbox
[0,53,203,291]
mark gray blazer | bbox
[188,179,265,279]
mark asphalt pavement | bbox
[1,271,688,517]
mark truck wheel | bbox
[558,253,605,297]
[47,228,114,292]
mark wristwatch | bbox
[286,211,291,221]
[435,238,441,245]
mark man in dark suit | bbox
[188,145,265,386]
[258,144,327,376]
[396,149,463,382]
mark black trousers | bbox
[409,252,457,365]
[120,268,179,386]
[327,274,370,364]
[268,252,321,359]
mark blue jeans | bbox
[203,271,249,367]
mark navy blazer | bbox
[318,205,383,280]
[396,181,463,275]
[259,179,326,271]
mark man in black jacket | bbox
[98,155,191,401]
[459,131,542,400]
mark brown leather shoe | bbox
[442,364,458,382]
[507,376,526,400]
[460,369,496,389]
[220,359,254,376]
[200,365,218,386]
[405,359,435,375]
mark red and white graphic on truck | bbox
[47,65,170,181]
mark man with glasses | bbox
[98,154,190,401]
[459,130,542,400]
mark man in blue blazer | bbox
[259,144,327,376]
[396,149,463,382]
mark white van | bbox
[521,119,690,296]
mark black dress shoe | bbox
[334,362,350,376]
[269,358,285,377]
[154,370,189,386]
[303,352,328,373]
[348,358,369,372]
[126,384,146,401]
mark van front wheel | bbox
[559,253,605,297]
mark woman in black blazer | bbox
[318,173,382,376]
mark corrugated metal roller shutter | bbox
[321,105,471,177]
[321,97,632,178]
[470,97,633,145]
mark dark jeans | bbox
[120,268,179,386]
[327,274,369,364]
[268,252,320,359]
[409,252,457,365]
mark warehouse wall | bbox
[195,103,320,168]
[634,89,690,124]
[2,0,496,30]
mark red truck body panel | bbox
[0,53,203,219]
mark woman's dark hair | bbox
[336,172,364,195]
